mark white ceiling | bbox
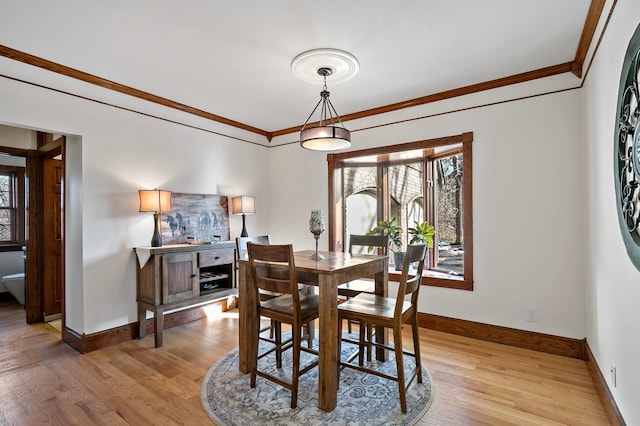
[1,1,593,138]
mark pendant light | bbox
[291,48,359,152]
[300,67,351,151]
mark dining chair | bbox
[247,242,319,409]
[337,243,427,413]
[237,235,314,347]
[236,235,271,261]
[338,234,389,299]
[338,234,388,360]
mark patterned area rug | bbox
[200,333,434,425]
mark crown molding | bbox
[0,1,609,141]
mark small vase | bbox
[309,210,325,260]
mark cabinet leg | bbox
[138,305,146,339]
[154,307,164,348]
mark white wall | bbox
[0,124,36,149]
[270,84,585,340]
[583,1,640,424]
[0,76,271,334]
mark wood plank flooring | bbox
[0,299,609,425]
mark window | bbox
[0,165,26,247]
[328,132,473,290]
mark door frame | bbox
[24,132,65,326]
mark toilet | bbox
[2,272,25,305]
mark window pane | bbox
[0,175,10,208]
[434,153,464,275]
[389,162,424,252]
[0,209,12,241]
[344,166,377,254]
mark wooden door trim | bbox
[25,151,42,323]
[42,155,63,318]
[26,132,66,328]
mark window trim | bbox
[327,132,474,291]
[0,165,26,247]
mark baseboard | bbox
[418,312,585,359]
[62,326,85,353]
[79,298,233,353]
[584,341,626,426]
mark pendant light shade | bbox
[299,67,351,151]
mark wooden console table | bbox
[134,242,236,348]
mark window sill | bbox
[388,269,473,291]
[0,244,26,253]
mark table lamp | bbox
[231,195,255,237]
[139,189,172,247]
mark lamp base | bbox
[240,213,248,237]
[151,212,162,247]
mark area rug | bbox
[200,333,434,425]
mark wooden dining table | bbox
[237,249,389,412]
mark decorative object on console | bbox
[309,209,325,260]
[161,193,230,245]
[231,195,255,237]
[614,21,640,271]
[139,189,172,247]
[292,48,358,151]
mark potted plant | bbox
[408,220,435,266]
[367,218,405,270]
[407,220,435,248]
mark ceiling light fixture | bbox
[292,48,358,152]
[299,67,351,151]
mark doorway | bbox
[0,127,65,334]
[41,137,64,322]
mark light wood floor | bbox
[0,299,609,425]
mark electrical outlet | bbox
[526,307,539,322]
[610,364,617,388]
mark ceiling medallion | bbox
[291,48,359,84]
[614,22,640,270]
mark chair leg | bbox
[366,323,373,362]
[394,325,407,413]
[358,321,366,366]
[290,323,301,409]
[338,314,344,384]
[275,321,282,369]
[305,320,315,347]
[411,315,423,383]
[250,317,260,388]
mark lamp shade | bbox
[139,190,172,213]
[300,126,351,151]
[231,196,255,215]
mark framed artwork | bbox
[160,193,230,244]
[614,22,640,270]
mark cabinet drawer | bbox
[199,249,234,267]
